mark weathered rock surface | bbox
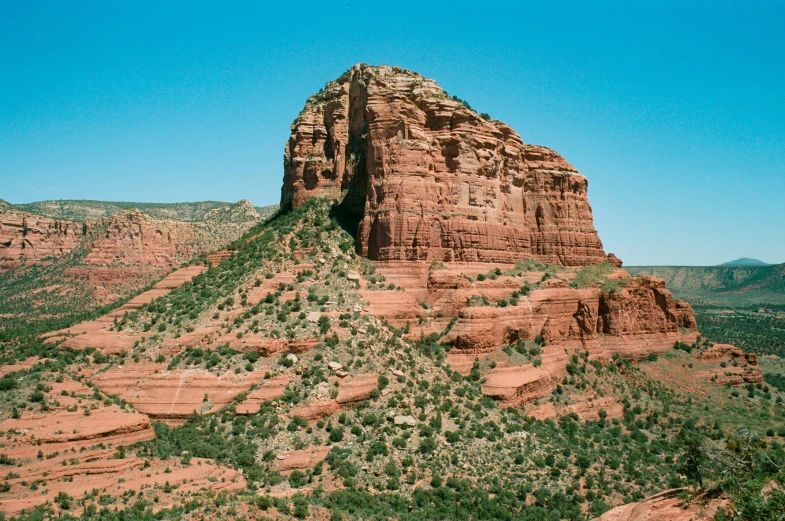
[393,415,418,427]
[357,261,699,405]
[282,64,607,266]
[1,205,255,273]
[527,394,624,421]
[91,364,271,424]
[290,373,378,420]
[236,375,291,414]
[0,387,243,516]
[481,366,554,406]
[695,343,763,385]
[84,209,197,267]
[445,275,697,352]
[593,488,727,521]
[0,356,40,376]
[0,404,153,453]
[275,64,720,408]
[0,208,85,270]
[273,446,331,473]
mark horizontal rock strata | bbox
[282,64,607,266]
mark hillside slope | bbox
[0,199,779,521]
[0,65,780,521]
[627,264,785,305]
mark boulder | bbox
[394,415,417,427]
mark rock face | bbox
[1,203,263,312]
[273,446,331,473]
[593,488,727,521]
[444,275,697,353]
[356,261,699,406]
[289,373,379,421]
[0,208,85,270]
[1,203,264,274]
[85,209,200,267]
[91,363,272,425]
[695,343,763,385]
[0,379,244,516]
[282,64,607,266]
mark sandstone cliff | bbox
[0,208,86,270]
[84,209,201,267]
[282,64,608,266]
[0,203,266,314]
[1,202,266,272]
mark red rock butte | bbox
[282,63,609,266]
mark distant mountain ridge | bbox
[720,258,772,267]
[627,262,785,305]
[3,199,276,222]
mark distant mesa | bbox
[719,257,771,267]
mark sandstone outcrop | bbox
[237,375,291,414]
[481,366,554,405]
[2,203,262,314]
[0,208,85,270]
[273,446,331,473]
[0,383,244,516]
[290,373,379,420]
[361,262,697,354]
[282,64,607,266]
[91,364,272,425]
[279,66,701,391]
[357,261,699,405]
[695,343,763,385]
[82,209,255,268]
[593,488,727,521]
[527,394,624,421]
[84,209,200,267]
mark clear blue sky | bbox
[1,1,783,265]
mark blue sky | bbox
[1,1,783,265]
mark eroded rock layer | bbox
[1,203,263,274]
[358,261,699,406]
[282,64,607,266]
[0,209,85,270]
[0,378,244,516]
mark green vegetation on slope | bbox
[629,264,785,358]
[0,199,277,338]
[693,305,785,357]
[627,264,785,306]
[100,202,785,518]
[3,202,785,520]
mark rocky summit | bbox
[0,65,781,521]
[283,64,608,266]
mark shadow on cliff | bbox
[271,199,361,252]
[329,201,362,245]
